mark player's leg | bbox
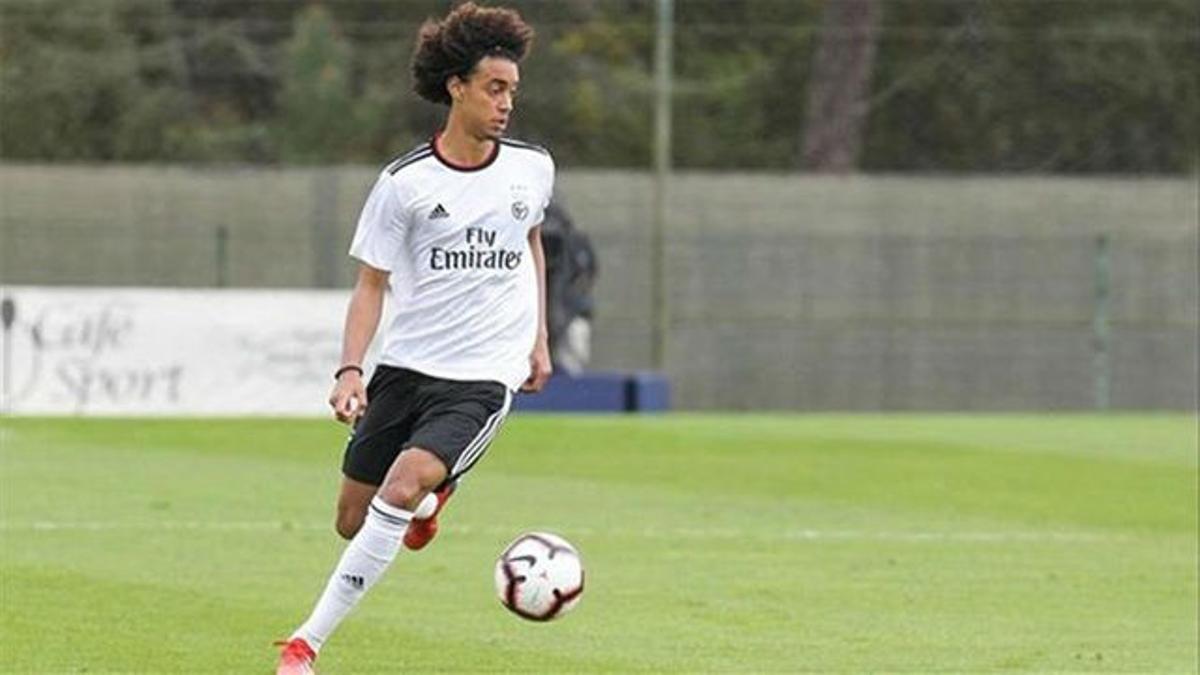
[403,479,457,550]
[401,378,512,550]
[328,364,420,540]
[284,447,445,661]
[377,446,449,509]
[280,372,509,667]
[279,367,415,667]
[334,477,376,540]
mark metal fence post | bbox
[215,225,229,288]
[651,0,674,370]
[1092,233,1112,410]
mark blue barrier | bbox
[625,371,671,412]
[513,371,670,413]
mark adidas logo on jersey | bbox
[429,204,450,220]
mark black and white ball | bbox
[494,532,584,621]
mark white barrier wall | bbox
[0,287,382,416]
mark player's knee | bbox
[377,479,427,512]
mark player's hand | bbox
[522,339,552,392]
[329,371,367,424]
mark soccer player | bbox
[275,4,552,672]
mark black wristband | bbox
[334,364,364,380]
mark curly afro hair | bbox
[411,2,535,106]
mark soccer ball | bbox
[493,532,584,621]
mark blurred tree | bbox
[0,0,182,160]
[801,0,880,171]
[180,22,276,161]
[0,0,1194,172]
[276,5,355,162]
[672,0,819,168]
[526,9,655,167]
[862,0,1198,173]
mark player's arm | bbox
[329,263,389,423]
[522,224,552,392]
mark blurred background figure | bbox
[541,201,597,376]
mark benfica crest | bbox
[511,201,529,221]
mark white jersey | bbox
[349,137,555,390]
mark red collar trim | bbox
[431,131,500,172]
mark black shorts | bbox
[341,365,512,487]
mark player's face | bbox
[457,56,519,140]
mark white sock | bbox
[291,496,410,652]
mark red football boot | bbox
[274,637,317,675]
[403,482,457,550]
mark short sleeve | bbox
[348,174,408,271]
[532,155,556,226]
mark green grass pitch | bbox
[1,414,1196,672]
